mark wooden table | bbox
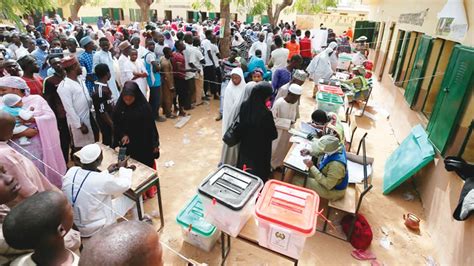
[74,143,164,232]
[283,140,310,187]
[220,218,299,265]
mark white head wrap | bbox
[288,84,303,95]
[2,93,22,107]
[0,76,30,96]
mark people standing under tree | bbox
[237,82,277,182]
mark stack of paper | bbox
[347,160,373,183]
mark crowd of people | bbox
[0,14,371,265]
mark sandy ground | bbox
[143,78,437,265]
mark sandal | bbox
[351,249,376,261]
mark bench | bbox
[321,133,373,241]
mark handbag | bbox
[223,116,241,147]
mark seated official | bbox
[297,135,348,201]
[310,109,345,143]
[63,143,136,238]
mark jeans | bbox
[148,86,161,120]
[175,78,188,111]
[185,78,195,109]
[220,79,229,114]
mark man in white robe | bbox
[117,41,136,88]
[306,46,334,98]
[62,144,136,237]
[249,33,268,64]
[271,84,302,169]
[93,37,120,102]
[57,56,95,151]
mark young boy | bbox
[92,64,114,146]
[3,191,80,265]
[1,94,35,146]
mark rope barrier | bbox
[7,140,202,265]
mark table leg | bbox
[155,178,164,232]
[220,232,231,265]
[135,195,144,220]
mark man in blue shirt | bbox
[78,36,97,94]
[31,39,49,79]
[144,39,166,122]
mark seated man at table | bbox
[79,221,163,266]
[295,135,348,201]
[342,66,369,102]
[3,191,80,266]
[62,143,137,238]
[310,109,345,143]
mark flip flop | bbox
[351,249,377,261]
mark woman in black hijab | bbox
[113,81,160,168]
[237,82,277,182]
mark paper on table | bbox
[300,122,318,135]
[284,142,312,172]
[347,160,372,183]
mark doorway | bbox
[165,10,172,21]
[377,22,395,81]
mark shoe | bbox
[213,95,220,100]
[166,114,178,119]
[202,96,210,101]
[215,114,222,121]
[156,116,167,122]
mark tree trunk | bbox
[70,0,84,21]
[219,0,231,58]
[135,0,153,23]
[270,0,293,26]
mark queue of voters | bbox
[0,5,472,265]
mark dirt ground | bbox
[143,78,437,265]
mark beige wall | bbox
[367,1,473,264]
[296,10,368,32]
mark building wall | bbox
[296,9,368,32]
[366,0,473,264]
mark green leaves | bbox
[0,0,53,26]
[191,0,216,11]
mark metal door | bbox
[404,35,434,106]
[393,32,410,82]
[427,45,474,154]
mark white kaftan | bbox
[271,97,299,169]
[57,77,95,148]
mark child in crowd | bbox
[92,64,114,146]
[1,94,35,145]
[3,191,80,266]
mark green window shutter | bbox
[101,8,110,18]
[261,15,269,24]
[112,8,120,21]
[246,15,253,24]
[427,45,474,154]
[404,35,434,106]
[393,32,411,82]
[209,12,215,19]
